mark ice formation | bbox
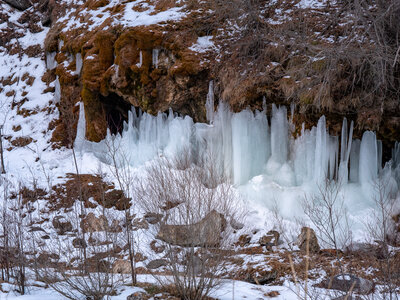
[75,53,83,75]
[152,49,159,69]
[75,89,400,218]
[45,52,57,70]
[54,76,61,103]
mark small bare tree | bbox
[301,179,352,275]
[363,176,400,299]
[135,152,245,300]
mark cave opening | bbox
[99,93,133,135]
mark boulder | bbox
[72,238,87,249]
[150,240,165,253]
[324,274,374,295]
[3,0,31,10]
[146,259,168,269]
[52,216,72,235]
[247,270,277,285]
[236,234,252,247]
[230,219,244,230]
[113,259,132,274]
[156,210,226,247]
[296,227,320,253]
[259,230,280,249]
[127,291,148,300]
[80,213,108,233]
[144,213,163,224]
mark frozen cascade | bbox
[75,97,400,218]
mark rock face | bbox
[324,274,374,295]
[156,210,226,247]
[296,227,320,253]
[3,0,31,10]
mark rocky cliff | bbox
[3,0,400,155]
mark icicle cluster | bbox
[75,83,400,203]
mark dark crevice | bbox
[99,93,132,135]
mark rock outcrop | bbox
[156,210,226,247]
[296,227,320,253]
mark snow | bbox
[189,36,215,53]
[57,0,186,33]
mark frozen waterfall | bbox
[75,96,400,214]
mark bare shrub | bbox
[134,152,245,300]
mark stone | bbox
[72,238,87,249]
[230,219,244,230]
[144,213,163,224]
[247,270,277,285]
[150,240,165,253]
[332,296,362,300]
[132,218,149,230]
[236,234,252,247]
[127,291,148,300]
[80,213,108,233]
[146,259,168,269]
[346,241,388,259]
[29,226,46,233]
[296,227,320,253]
[156,210,226,247]
[3,0,31,10]
[324,274,374,295]
[113,259,132,274]
[259,230,280,248]
[52,216,72,235]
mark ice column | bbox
[46,52,57,70]
[205,81,214,123]
[359,131,378,185]
[74,102,86,152]
[75,53,83,75]
[270,104,288,164]
[152,49,159,69]
[54,76,61,102]
[338,118,354,184]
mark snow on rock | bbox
[189,36,216,53]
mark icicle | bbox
[314,116,328,182]
[74,102,86,152]
[359,131,378,185]
[58,39,64,51]
[349,139,360,183]
[338,119,354,184]
[136,51,142,68]
[270,104,288,164]
[54,76,61,102]
[46,52,57,70]
[152,49,159,68]
[75,53,83,75]
[205,81,214,123]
